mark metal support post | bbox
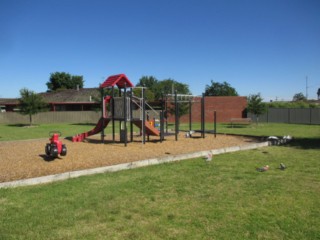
[165,95,168,134]
[123,84,127,147]
[160,111,164,142]
[175,90,178,141]
[214,110,217,138]
[142,87,146,144]
[111,87,115,143]
[160,93,164,142]
[130,88,133,142]
[201,93,205,138]
[189,99,192,131]
[101,88,105,143]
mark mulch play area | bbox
[0,133,260,183]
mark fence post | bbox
[310,108,312,125]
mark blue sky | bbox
[1,0,319,101]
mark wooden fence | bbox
[0,111,101,125]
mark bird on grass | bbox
[256,165,269,172]
[279,163,286,170]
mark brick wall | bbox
[167,96,247,123]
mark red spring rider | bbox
[45,131,67,158]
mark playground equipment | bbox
[164,92,217,141]
[72,73,217,146]
[72,74,163,145]
[45,131,67,158]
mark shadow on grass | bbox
[288,137,320,150]
[220,123,252,129]
[227,125,249,129]
[70,123,97,126]
[7,124,37,127]
[65,135,166,145]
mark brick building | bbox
[167,96,247,123]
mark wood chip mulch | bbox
[0,133,259,183]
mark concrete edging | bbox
[0,141,269,189]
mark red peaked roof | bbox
[100,74,134,88]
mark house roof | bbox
[39,88,101,103]
[0,98,19,105]
[100,74,134,89]
[0,88,101,105]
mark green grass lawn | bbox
[180,122,320,139]
[0,122,124,141]
[0,123,97,141]
[1,121,319,141]
[0,123,319,239]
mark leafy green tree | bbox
[136,76,191,101]
[204,81,238,96]
[46,72,84,91]
[136,76,158,92]
[292,92,307,102]
[155,79,191,99]
[19,88,48,126]
[247,93,267,124]
[132,88,155,102]
[267,101,318,109]
[135,76,192,118]
[155,79,191,118]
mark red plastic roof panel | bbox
[100,74,134,88]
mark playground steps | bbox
[72,118,110,142]
[133,120,160,136]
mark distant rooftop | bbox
[0,88,101,104]
[0,98,19,105]
[39,88,100,103]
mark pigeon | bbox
[256,165,269,172]
[279,163,286,170]
[204,152,213,161]
[268,136,279,145]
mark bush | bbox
[267,101,319,108]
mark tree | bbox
[247,93,267,124]
[46,72,84,91]
[135,76,158,101]
[156,79,191,118]
[136,76,192,117]
[155,79,191,99]
[292,92,307,102]
[204,81,238,96]
[136,76,191,101]
[132,88,155,102]
[136,76,158,91]
[135,76,191,117]
[317,88,320,100]
[19,88,48,126]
